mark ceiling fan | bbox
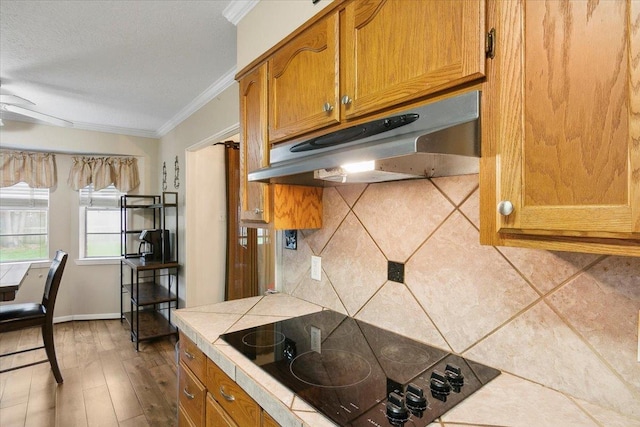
[0,89,73,128]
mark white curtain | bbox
[0,150,57,188]
[68,156,139,192]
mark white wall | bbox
[159,83,239,308]
[0,120,159,320]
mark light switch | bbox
[311,256,321,281]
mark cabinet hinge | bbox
[486,28,496,59]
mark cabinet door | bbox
[269,12,340,143]
[206,393,238,427]
[481,0,640,255]
[240,63,271,223]
[342,0,485,119]
[179,404,198,427]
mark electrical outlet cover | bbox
[311,256,321,281]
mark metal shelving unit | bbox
[120,192,179,350]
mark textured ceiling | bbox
[0,0,241,138]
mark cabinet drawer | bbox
[179,403,197,427]
[179,331,206,379]
[179,361,206,426]
[206,359,260,427]
[206,393,238,427]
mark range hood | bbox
[248,90,480,185]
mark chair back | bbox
[42,250,68,318]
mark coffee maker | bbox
[138,229,171,263]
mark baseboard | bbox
[53,313,121,323]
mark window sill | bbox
[75,257,121,266]
[0,260,50,269]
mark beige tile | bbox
[441,373,597,426]
[320,212,388,316]
[282,235,314,295]
[355,281,450,350]
[405,212,538,352]
[296,410,337,427]
[464,301,640,419]
[178,296,263,313]
[225,314,291,333]
[301,187,350,255]
[548,256,640,390]
[571,397,640,427]
[173,311,242,344]
[459,188,479,228]
[335,183,368,207]
[292,270,348,315]
[353,179,454,262]
[499,247,600,294]
[431,173,478,206]
[247,293,323,318]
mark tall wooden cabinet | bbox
[240,63,270,224]
[480,0,640,255]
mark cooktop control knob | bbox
[386,392,409,426]
[405,382,427,415]
[430,371,451,402]
[444,364,464,392]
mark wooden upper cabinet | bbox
[341,0,485,119]
[268,12,340,143]
[480,0,640,255]
[240,63,270,223]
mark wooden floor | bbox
[0,320,178,427]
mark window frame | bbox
[0,182,50,263]
[78,185,125,260]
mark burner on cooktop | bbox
[221,310,500,427]
[241,329,286,348]
[290,349,372,388]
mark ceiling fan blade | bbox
[1,104,73,127]
[0,94,35,105]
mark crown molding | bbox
[156,66,237,138]
[223,0,260,26]
[70,121,159,139]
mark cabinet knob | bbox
[322,102,334,112]
[341,95,352,105]
[497,201,514,216]
[254,208,264,215]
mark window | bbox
[0,182,49,262]
[79,185,125,258]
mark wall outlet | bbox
[311,256,321,281]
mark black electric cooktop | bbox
[221,310,499,427]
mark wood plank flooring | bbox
[0,320,178,427]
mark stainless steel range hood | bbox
[248,90,480,185]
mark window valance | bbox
[0,151,57,188]
[68,156,139,192]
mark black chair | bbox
[0,250,68,383]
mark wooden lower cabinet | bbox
[206,394,238,427]
[206,359,260,427]
[179,360,206,426]
[178,332,280,427]
[262,412,279,427]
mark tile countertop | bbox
[173,294,637,427]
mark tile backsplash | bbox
[279,175,640,419]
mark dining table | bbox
[0,263,31,301]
